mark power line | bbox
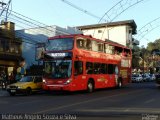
[0,8,76,45]
[61,0,106,21]
[61,0,146,44]
[99,0,146,23]
[5,9,74,35]
[98,0,146,40]
[0,0,12,21]
[136,17,160,41]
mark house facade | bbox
[76,20,139,47]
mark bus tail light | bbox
[64,79,72,85]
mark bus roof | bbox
[48,34,130,50]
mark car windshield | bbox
[132,74,139,77]
[19,76,33,82]
[46,38,73,51]
[44,60,72,79]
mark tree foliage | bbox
[147,39,160,52]
[132,38,160,71]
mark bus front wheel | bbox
[87,80,94,93]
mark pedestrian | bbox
[15,59,26,82]
[8,72,14,84]
[1,70,7,89]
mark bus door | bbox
[74,61,85,90]
[107,64,116,87]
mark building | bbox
[16,25,82,68]
[0,21,22,77]
[76,20,139,47]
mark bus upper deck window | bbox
[77,39,83,48]
[86,39,92,50]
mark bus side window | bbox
[115,46,123,55]
[125,49,131,57]
[108,64,115,74]
[74,61,83,76]
[100,63,106,74]
[105,44,114,54]
[93,63,101,74]
[86,62,93,74]
[98,43,104,52]
[92,41,98,52]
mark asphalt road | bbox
[0,82,160,120]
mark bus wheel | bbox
[87,80,94,93]
[117,79,122,88]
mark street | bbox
[0,82,160,120]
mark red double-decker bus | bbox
[42,34,132,92]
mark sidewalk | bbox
[0,87,9,97]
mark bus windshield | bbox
[44,60,72,79]
[46,38,73,51]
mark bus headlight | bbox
[6,86,10,89]
[43,79,46,83]
[64,79,72,85]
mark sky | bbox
[8,0,160,47]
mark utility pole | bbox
[0,1,7,17]
[0,1,6,6]
[0,0,12,22]
[141,45,145,76]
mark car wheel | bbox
[9,92,15,96]
[26,88,32,95]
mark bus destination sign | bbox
[46,52,72,59]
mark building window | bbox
[98,30,102,33]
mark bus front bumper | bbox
[42,84,72,91]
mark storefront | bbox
[0,21,23,83]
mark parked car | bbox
[155,74,160,86]
[132,74,143,83]
[6,76,42,96]
[142,73,151,82]
[149,74,156,81]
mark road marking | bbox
[34,89,145,114]
[76,107,160,114]
[144,99,155,104]
[13,100,43,106]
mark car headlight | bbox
[64,79,72,85]
[17,86,22,89]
